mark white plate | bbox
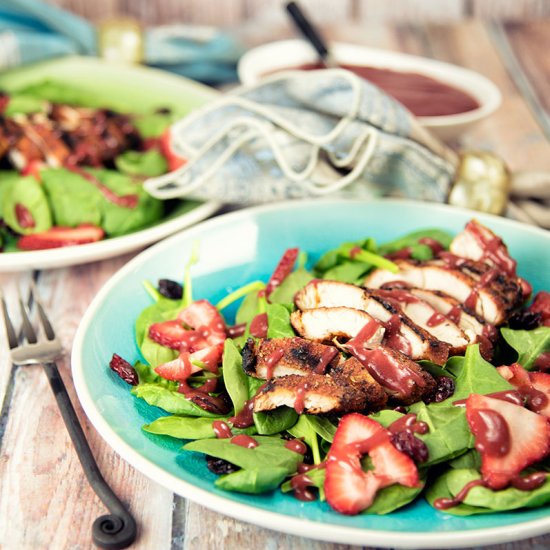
[0,57,221,272]
[238,40,502,140]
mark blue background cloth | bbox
[0,0,243,84]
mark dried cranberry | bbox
[109,353,138,385]
[158,279,183,300]
[424,376,455,404]
[206,456,240,475]
[508,310,542,331]
[391,431,429,464]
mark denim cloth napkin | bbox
[0,0,243,84]
[144,69,459,204]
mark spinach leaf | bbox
[143,415,256,440]
[253,407,298,435]
[133,112,175,138]
[216,467,290,494]
[222,339,249,414]
[368,409,404,428]
[4,94,46,116]
[366,479,425,515]
[115,149,168,177]
[378,229,453,260]
[323,262,374,285]
[184,435,303,472]
[426,469,550,515]
[281,467,326,497]
[2,175,52,234]
[266,303,295,338]
[269,268,313,304]
[448,450,481,470]
[287,415,323,464]
[235,291,261,325]
[501,327,550,370]
[132,384,221,417]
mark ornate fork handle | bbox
[43,361,137,550]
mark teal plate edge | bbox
[72,198,550,548]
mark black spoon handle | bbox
[43,361,137,549]
[285,1,334,64]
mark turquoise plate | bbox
[72,199,550,548]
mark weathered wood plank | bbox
[356,0,465,22]
[0,259,174,549]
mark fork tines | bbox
[0,283,62,366]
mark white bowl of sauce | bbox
[238,40,501,141]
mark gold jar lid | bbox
[97,18,144,64]
[448,151,510,215]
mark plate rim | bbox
[72,198,550,548]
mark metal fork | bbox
[1,283,137,550]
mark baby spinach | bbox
[143,415,256,440]
[426,469,550,515]
[253,407,298,435]
[378,229,453,260]
[268,267,313,305]
[266,303,295,339]
[216,467,291,494]
[501,326,550,370]
[115,149,168,177]
[366,479,425,515]
[222,339,249,414]
[132,384,221,417]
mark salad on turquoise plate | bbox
[73,199,550,548]
[0,56,220,271]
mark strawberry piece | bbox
[17,224,104,250]
[466,393,550,489]
[160,128,186,172]
[154,352,201,382]
[265,248,299,297]
[15,203,35,229]
[497,363,531,387]
[325,413,419,515]
[148,320,188,349]
[190,343,224,372]
[498,364,550,417]
[177,299,227,345]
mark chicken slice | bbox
[295,280,449,364]
[370,288,470,352]
[253,357,387,415]
[290,307,385,347]
[364,259,521,325]
[242,337,341,379]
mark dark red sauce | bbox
[231,434,258,448]
[67,165,139,208]
[383,315,412,356]
[229,399,255,428]
[446,305,462,324]
[535,352,550,371]
[470,408,510,457]
[419,237,444,256]
[467,221,517,276]
[15,203,35,229]
[349,245,362,258]
[285,439,308,455]
[270,64,480,117]
[519,385,548,413]
[345,319,381,356]
[511,472,547,491]
[227,322,246,338]
[212,420,232,439]
[439,252,466,269]
[386,247,412,260]
[314,346,338,374]
[294,381,309,414]
[290,473,316,501]
[453,390,523,408]
[434,479,486,510]
[249,312,268,338]
[376,289,419,304]
[388,413,429,435]
[265,348,285,379]
[427,312,447,327]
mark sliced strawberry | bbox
[17,224,104,250]
[529,291,550,327]
[21,159,46,181]
[177,299,226,344]
[265,248,299,297]
[148,320,188,350]
[154,351,201,382]
[160,128,186,172]
[466,393,550,489]
[497,364,550,417]
[190,343,224,373]
[497,363,531,387]
[325,413,419,515]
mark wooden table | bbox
[1,18,550,550]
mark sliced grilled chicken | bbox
[343,345,436,405]
[290,307,385,347]
[450,219,517,276]
[295,280,449,364]
[370,288,470,352]
[253,357,387,415]
[365,259,521,325]
[242,337,341,379]
[394,286,487,339]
